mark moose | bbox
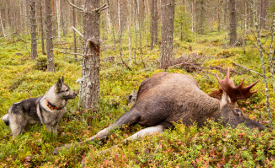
[54,68,266,154]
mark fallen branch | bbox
[169,61,215,76]
[232,62,265,78]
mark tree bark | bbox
[229,0,237,46]
[72,0,77,62]
[160,0,175,69]
[218,0,221,32]
[260,0,267,29]
[56,0,61,42]
[39,0,46,55]
[79,0,100,110]
[45,0,55,72]
[29,0,37,60]
[150,0,158,51]
[0,12,5,38]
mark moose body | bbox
[55,69,265,154]
[116,72,220,128]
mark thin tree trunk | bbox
[191,0,194,32]
[224,0,227,29]
[260,0,267,29]
[255,22,272,126]
[80,0,100,110]
[127,0,132,65]
[269,15,275,92]
[45,0,55,72]
[72,0,77,62]
[218,0,221,32]
[0,12,5,38]
[29,0,37,60]
[160,0,175,69]
[24,0,28,35]
[150,0,158,51]
[39,0,46,55]
[51,0,56,36]
[56,0,61,42]
[229,0,237,46]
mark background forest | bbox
[1,0,275,167]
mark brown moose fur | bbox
[54,72,265,154]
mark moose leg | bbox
[124,125,164,141]
[89,108,141,141]
[98,122,173,155]
[54,108,140,154]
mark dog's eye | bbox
[233,109,242,116]
[66,89,69,92]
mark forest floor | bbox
[0,30,275,167]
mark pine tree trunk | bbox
[45,0,55,72]
[79,0,100,110]
[260,0,267,29]
[29,0,37,60]
[229,0,237,46]
[150,0,158,51]
[218,0,221,32]
[160,0,175,69]
[127,0,132,65]
[39,0,46,55]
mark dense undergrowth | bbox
[0,30,275,167]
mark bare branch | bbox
[65,0,84,11]
[94,4,108,13]
[72,26,84,38]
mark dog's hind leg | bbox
[9,114,27,138]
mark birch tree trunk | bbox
[56,0,61,42]
[0,12,5,38]
[72,0,77,62]
[45,0,55,72]
[255,22,272,126]
[79,0,100,110]
[160,0,175,69]
[30,0,37,60]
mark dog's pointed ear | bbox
[56,78,62,92]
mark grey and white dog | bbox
[2,77,77,138]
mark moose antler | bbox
[216,68,259,103]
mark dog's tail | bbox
[2,114,9,126]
